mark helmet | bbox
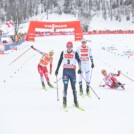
[66,41,73,48]
[81,38,87,44]
[101,69,107,74]
[81,38,87,48]
[49,50,54,56]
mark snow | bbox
[0,14,134,134]
[89,15,134,30]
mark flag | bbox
[6,20,14,28]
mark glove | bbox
[78,69,82,74]
[31,45,34,49]
[50,71,52,75]
[55,70,58,76]
[118,70,121,74]
[91,63,94,68]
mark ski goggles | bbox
[67,46,73,49]
[82,41,86,44]
[49,52,54,56]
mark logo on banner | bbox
[44,24,68,29]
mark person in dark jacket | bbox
[55,41,82,108]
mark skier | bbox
[31,46,54,89]
[77,38,94,96]
[55,41,82,108]
[100,69,125,89]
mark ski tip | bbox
[78,107,85,111]
[75,105,85,111]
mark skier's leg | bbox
[111,77,121,89]
[43,66,53,88]
[43,66,49,82]
[63,69,69,107]
[85,67,90,95]
[38,64,45,88]
[70,70,79,107]
[79,66,83,95]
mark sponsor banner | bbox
[33,30,134,37]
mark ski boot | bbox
[86,85,90,96]
[74,97,79,107]
[121,85,125,89]
[47,82,54,88]
[42,82,46,90]
[79,85,83,95]
[118,82,125,89]
[63,97,67,108]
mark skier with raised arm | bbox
[31,46,54,90]
[100,69,125,89]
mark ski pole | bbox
[81,74,100,100]
[9,47,32,66]
[54,77,62,83]
[56,76,59,101]
[89,85,100,99]
[89,68,93,83]
[121,72,134,83]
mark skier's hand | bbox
[50,71,52,75]
[91,63,94,68]
[55,70,58,76]
[78,69,82,74]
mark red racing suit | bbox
[102,73,120,88]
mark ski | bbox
[74,105,85,111]
[80,94,85,98]
[87,94,91,98]
[63,105,85,112]
[42,86,47,91]
[80,93,91,98]
[49,85,57,89]
[63,107,68,112]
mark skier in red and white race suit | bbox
[100,69,125,89]
[77,39,94,95]
[31,46,54,89]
